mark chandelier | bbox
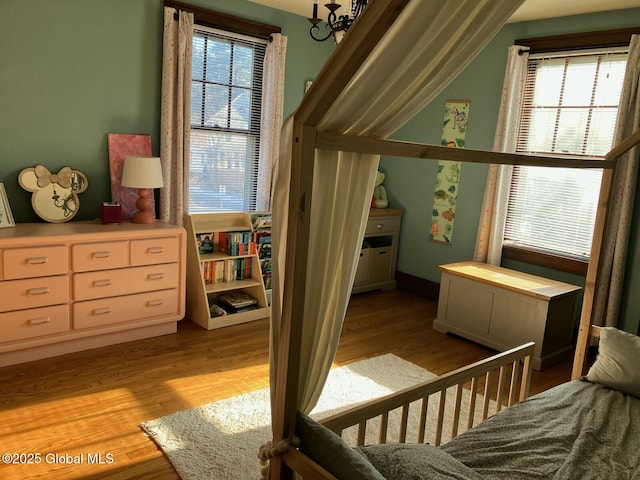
[308,0,369,43]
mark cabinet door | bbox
[354,248,370,284]
[369,247,392,281]
[441,275,492,335]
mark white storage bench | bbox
[433,261,582,370]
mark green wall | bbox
[382,8,640,333]
[0,0,332,223]
[2,2,640,332]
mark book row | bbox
[196,231,259,256]
[201,258,253,284]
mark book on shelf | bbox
[251,212,272,230]
[196,233,215,254]
[217,291,259,313]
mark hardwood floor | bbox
[0,289,572,479]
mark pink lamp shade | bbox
[120,156,164,224]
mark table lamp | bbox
[120,156,164,224]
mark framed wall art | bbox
[107,133,155,220]
[18,166,89,223]
[0,183,15,228]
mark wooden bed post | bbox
[269,2,413,478]
[571,169,613,380]
[572,129,640,380]
[269,121,317,480]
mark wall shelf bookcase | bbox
[184,212,269,330]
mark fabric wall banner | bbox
[430,100,470,244]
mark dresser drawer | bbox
[73,289,179,329]
[72,241,129,272]
[130,236,179,266]
[0,275,69,312]
[365,217,398,235]
[0,305,70,343]
[3,246,68,279]
[73,263,179,301]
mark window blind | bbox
[504,48,628,260]
[189,26,266,213]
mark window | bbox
[189,26,266,213]
[504,48,628,263]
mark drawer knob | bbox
[28,317,51,326]
[147,299,163,307]
[376,224,383,229]
[148,273,165,281]
[91,251,111,259]
[92,307,111,315]
[27,287,50,296]
[92,279,112,287]
[147,247,164,255]
[26,256,48,265]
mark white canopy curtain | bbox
[257,34,288,211]
[265,0,525,477]
[591,34,640,328]
[160,7,193,227]
[474,45,528,265]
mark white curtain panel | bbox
[159,7,193,227]
[592,35,640,327]
[256,34,287,211]
[474,45,528,265]
[271,0,526,415]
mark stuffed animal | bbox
[373,170,388,209]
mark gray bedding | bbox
[441,380,640,479]
[358,380,640,479]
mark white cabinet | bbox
[353,209,403,294]
[433,261,581,370]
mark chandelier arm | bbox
[310,24,335,42]
[309,0,369,42]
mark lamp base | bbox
[130,210,156,224]
[130,188,156,224]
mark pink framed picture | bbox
[107,133,155,220]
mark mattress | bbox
[440,380,640,479]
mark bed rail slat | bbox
[434,389,447,446]
[417,396,428,443]
[508,360,520,407]
[356,421,366,446]
[399,403,410,442]
[496,366,508,412]
[321,342,535,446]
[379,412,389,444]
[520,353,532,402]
[481,370,493,421]
[467,376,479,429]
[451,383,464,438]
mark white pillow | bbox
[585,327,640,398]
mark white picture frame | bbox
[0,183,15,228]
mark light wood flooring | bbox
[0,289,572,479]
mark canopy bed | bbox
[261,1,640,478]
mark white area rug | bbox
[141,354,488,480]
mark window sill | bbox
[501,245,588,277]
